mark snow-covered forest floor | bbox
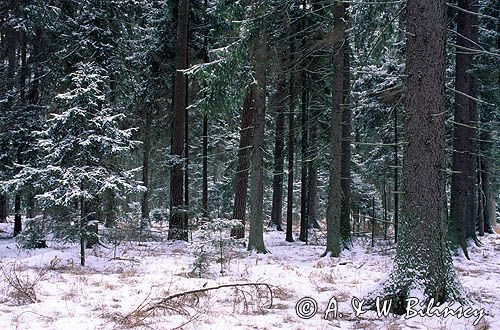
[0,221,498,330]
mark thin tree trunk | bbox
[141,107,152,226]
[340,38,352,248]
[202,0,209,219]
[270,54,286,231]
[299,66,308,242]
[307,109,319,229]
[247,28,267,253]
[169,0,189,241]
[231,88,255,238]
[393,105,399,243]
[202,114,208,219]
[286,37,296,243]
[26,26,42,221]
[80,197,86,266]
[184,77,189,215]
[480,127,495,234]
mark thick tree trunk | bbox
[368,0,464,312]
[270,55,286,231]
[324,5,346,257]
[340,39,352,248]
[449,0,479,256]
[286,37,296,243]
[169,0,189,241]
[247,29,267,253]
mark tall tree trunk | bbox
[247,28,267,253]
[26,26,42,221]
[299,67,308,242]
[286,37,296,243]
[184,77,189,215]
[201,0,209,219]
[299,0,309,243]
[1,26,16,224]
[393,106,399,243]
[141,107,152,226]
[202,114,209,219]
[231,88,255,238]
[340,37,352,248]
[368,0,464,311]
[449,0,479,256]
[270,53,286,231]
[169,0,189,241]
[13,32,27,237]
[324,5,346,257]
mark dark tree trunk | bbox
[247,28,267,253]
[202,114,209,219]
[299,67,308,242]
[479,125,495,234]
[1,26,16,224]
[324,5,346,257]
[270,54,286,231]
[202,0,209,219]
[184,77,189,214]
[80,197,86,266]
[0,196,7,223]
[169,0,189,241]
[340,38,352,248]
[307,107,320,229]
[368,0,464,312]
[299,0,309,243]
[141,107,152,226]
[393,106,399,243]
[449,0,479,256]
[231,88,255,238]
[14,33,27,237]
[286,37,296,243]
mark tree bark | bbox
[247,28,267,253]
[169,0,189,241]
[231,88,255,238]
[368,0,464,312]
[449,0,479,256]
[324,5,346,257]
[340,38,352,248]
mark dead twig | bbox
[119,282,274,327]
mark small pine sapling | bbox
[191,218,244,277]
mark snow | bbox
[0,221,498,330]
